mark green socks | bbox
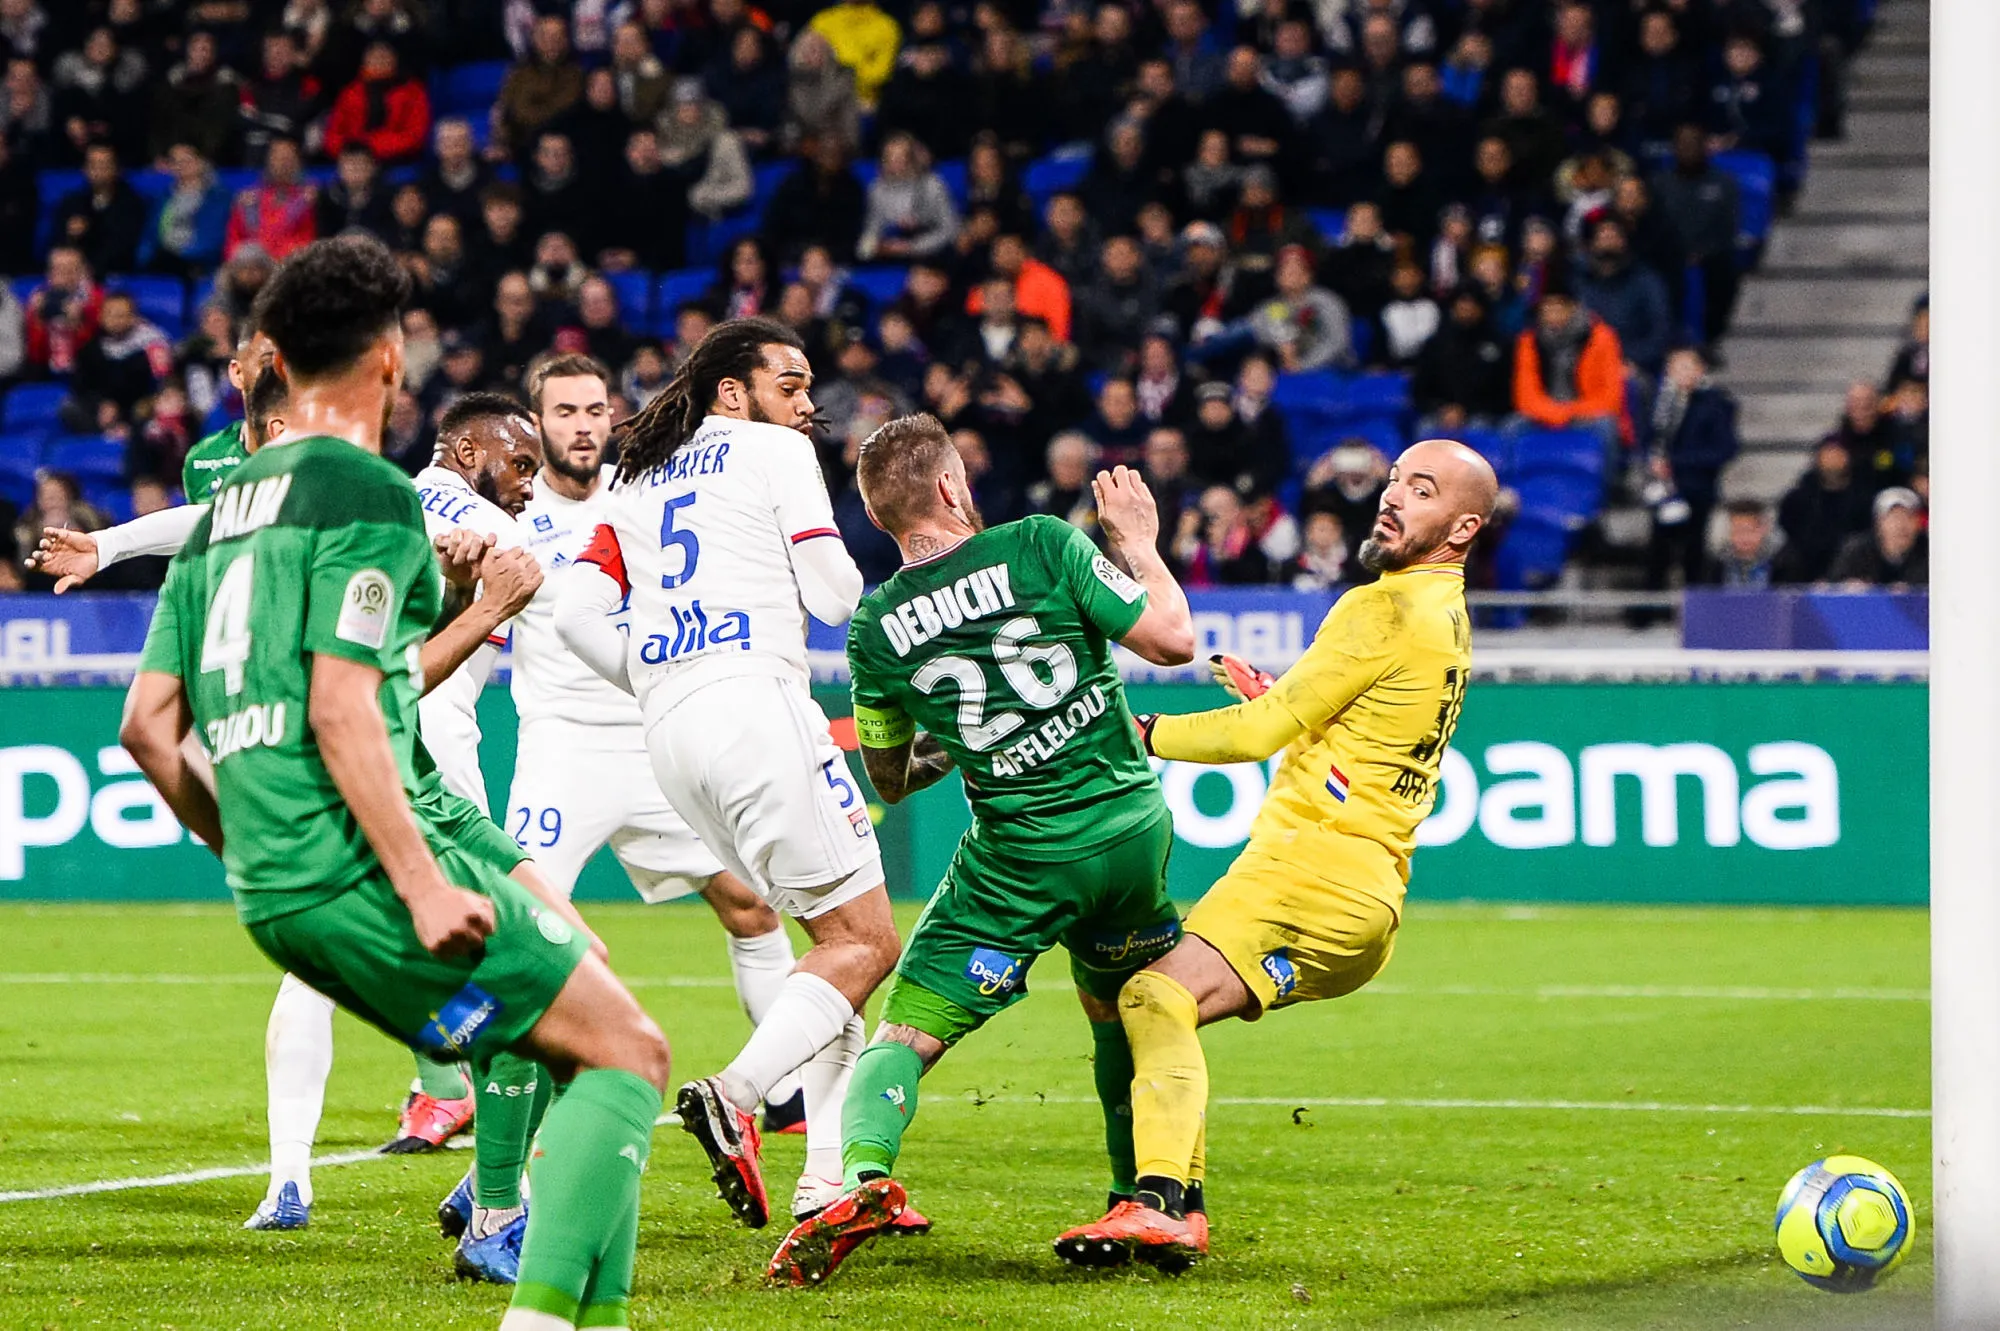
[840,1041,925,1189]
[1091,1019,1139,1196]
[508,1068,661,1329]
[474,1053,547,1210]
[413,1051,470,1100]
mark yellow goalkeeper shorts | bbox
[1183,843,1401,1015]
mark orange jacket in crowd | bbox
[1512,316,1633,444]
[964,257,1073,343]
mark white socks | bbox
[717,971,852,1110]
[264,973,335,1205]
[498,1310,575,1331]
[725,926,803,1105]
[800,1015,864,1185]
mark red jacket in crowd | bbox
[323,76,432,164]
[26,281,104,374]
[225,183,319,261]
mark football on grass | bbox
[1774,1155,1913,1291]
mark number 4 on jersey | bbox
[201,555,255,694]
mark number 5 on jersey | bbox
[659,493,699,588]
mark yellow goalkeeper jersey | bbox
[1149,564,1471,889]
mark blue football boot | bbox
[243,1181,310,1231]
[437,1169,474,1239]
[453,1207,528,1284]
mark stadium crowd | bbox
[0,0,1889,596]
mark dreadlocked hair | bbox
[613,317,805,484]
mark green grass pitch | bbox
[0,901,1929,1330]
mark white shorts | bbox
[639,673,883,920]
[505,715,724,902]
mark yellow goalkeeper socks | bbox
[1120,970,1207,1189]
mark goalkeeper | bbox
[1054,439,1497,1270]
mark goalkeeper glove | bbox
[1208,652,1274,701]
[1133,712,1160,756]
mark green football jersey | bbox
[848,514,1163,859]
[181,419,249,503]
[140,435,441,922]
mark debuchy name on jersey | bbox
[582,416,853,712]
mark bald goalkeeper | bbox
[1054,439,1499,1269]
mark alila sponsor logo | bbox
[1156,740,1842,852]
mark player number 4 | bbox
[200,554,255,695]
[910,615,1077,753]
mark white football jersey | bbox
[512,466,640,729]
[415,464,521,809]
[589,415,850,712]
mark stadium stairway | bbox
[1719,0,1930,505]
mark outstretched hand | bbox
[29,527,100,594]
[1092,466,1160,553]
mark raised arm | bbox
[554,523,635,693]
[33,504,210,591]
[1091,467,1195,666]
[1141,587,1398,765]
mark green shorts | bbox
[247,837,586,1063]
[884,808,1180,1043]
[415,782,528,876]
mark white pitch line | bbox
[0,1095,1927,1205]
[0,1139,471,1204]
[0,975,1929,1001]
[0,974,734,987]
[945,1094,1932,1120]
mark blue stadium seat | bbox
[1345,371,1411,416]
[439,61,510,117]
[846,266,908,309]
[0,433,45,507]
[1305,207,1348,243]
[1348,317,1374,366]
[44,435,127,484]
[190,275,218,318]
[1514,470,1605,524]
[934,159,968,208]
[2,384,67,431]
[603,270,652,331]
[1493,510,1576,590]
[129,169,174,202]
[654,267,713,323]
[10,276,39,310]
[752,160,796,208]
[85,480,133,524]
[1512,428,1606,481]
[1714,150,1776,258]
[112,276,187,337]
[1023,151,1090,209]
[686,208,760,269]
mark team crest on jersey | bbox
[848,807,873,838]
[965,948,1022,997]
[1260,950,1299,999]
[1091,554,1145,604]
[335,569,394,649]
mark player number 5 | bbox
[658,492,700,589]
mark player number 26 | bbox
[910,615,1077,752]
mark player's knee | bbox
[718,897,783,938]
[617,1008,672,1093]
[863,929,902,985]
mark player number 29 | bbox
[910,615,1077,752]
